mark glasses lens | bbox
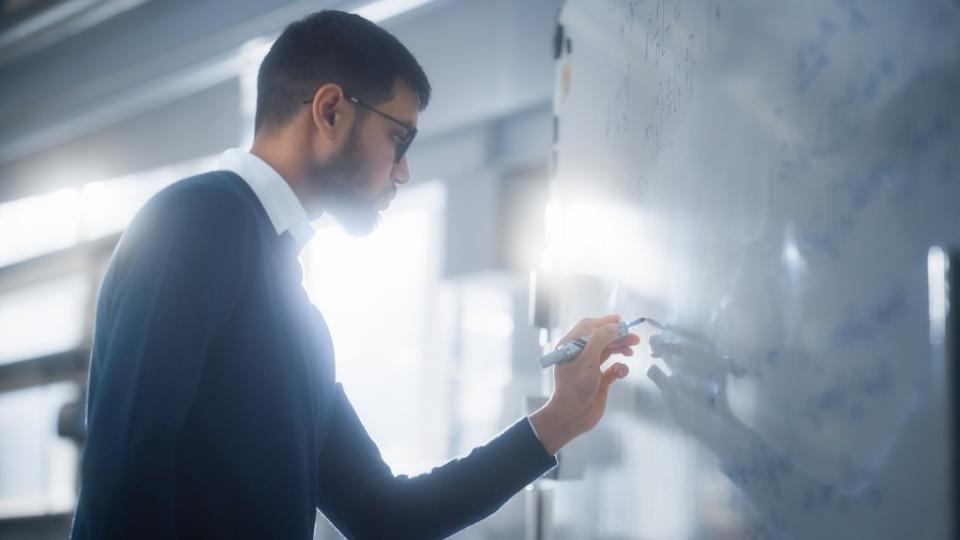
[395,133,414,163]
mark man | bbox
[71,10,639,539]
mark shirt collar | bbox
[219,148,315,252]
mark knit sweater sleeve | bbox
[75,180,254,539]
[316,383,558,539]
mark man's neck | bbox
[249,138,323,220]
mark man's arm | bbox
[316,315,638,539]
[315,384,557,539]
[75,180,252,539]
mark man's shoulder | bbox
[115,170,272,263]
[154,170,256,213]
[140,170,267,232]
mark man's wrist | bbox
[528,404,579,456]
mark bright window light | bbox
[0,154,220,268]
[301,180,445,475]
[0,382,79,518]
[0,188,81,267]
[0,274,88,365]
[454,282,514,449]
[549,199,672,297]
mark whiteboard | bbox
[545,1,960,538]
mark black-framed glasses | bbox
[302,93,417,163]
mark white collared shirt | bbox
[219,148,315,252]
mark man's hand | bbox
[529,314,641,455]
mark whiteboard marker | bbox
[539,317,655,369]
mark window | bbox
[0,275,88,365]
[301,181,446,475]
[0,383,79,518]
[0,154,220,268]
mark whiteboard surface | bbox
[546,1,960,538]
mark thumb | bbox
[600,362,630,393]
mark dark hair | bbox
[254,10,431,134]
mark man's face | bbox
[309,82,417,236]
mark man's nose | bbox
[391,156,409,185]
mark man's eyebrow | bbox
[389,109,416,128]
[395,120,417,133]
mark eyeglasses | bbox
[302,93,417,163]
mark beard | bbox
[308,122,391,237]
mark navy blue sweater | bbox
[70,171,557,539]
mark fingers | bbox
[601,362,629,393]
[557,313,621,347]
[607,333,642,349]
[599,332,641,360]
[581,322,624,367]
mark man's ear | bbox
[307,83,349,140]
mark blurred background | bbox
[0,0,564,537]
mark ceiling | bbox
[0,0,562,202]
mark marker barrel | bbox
[539,320,636,369]
[539,341,584,368]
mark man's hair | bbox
[254,10,431,134]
